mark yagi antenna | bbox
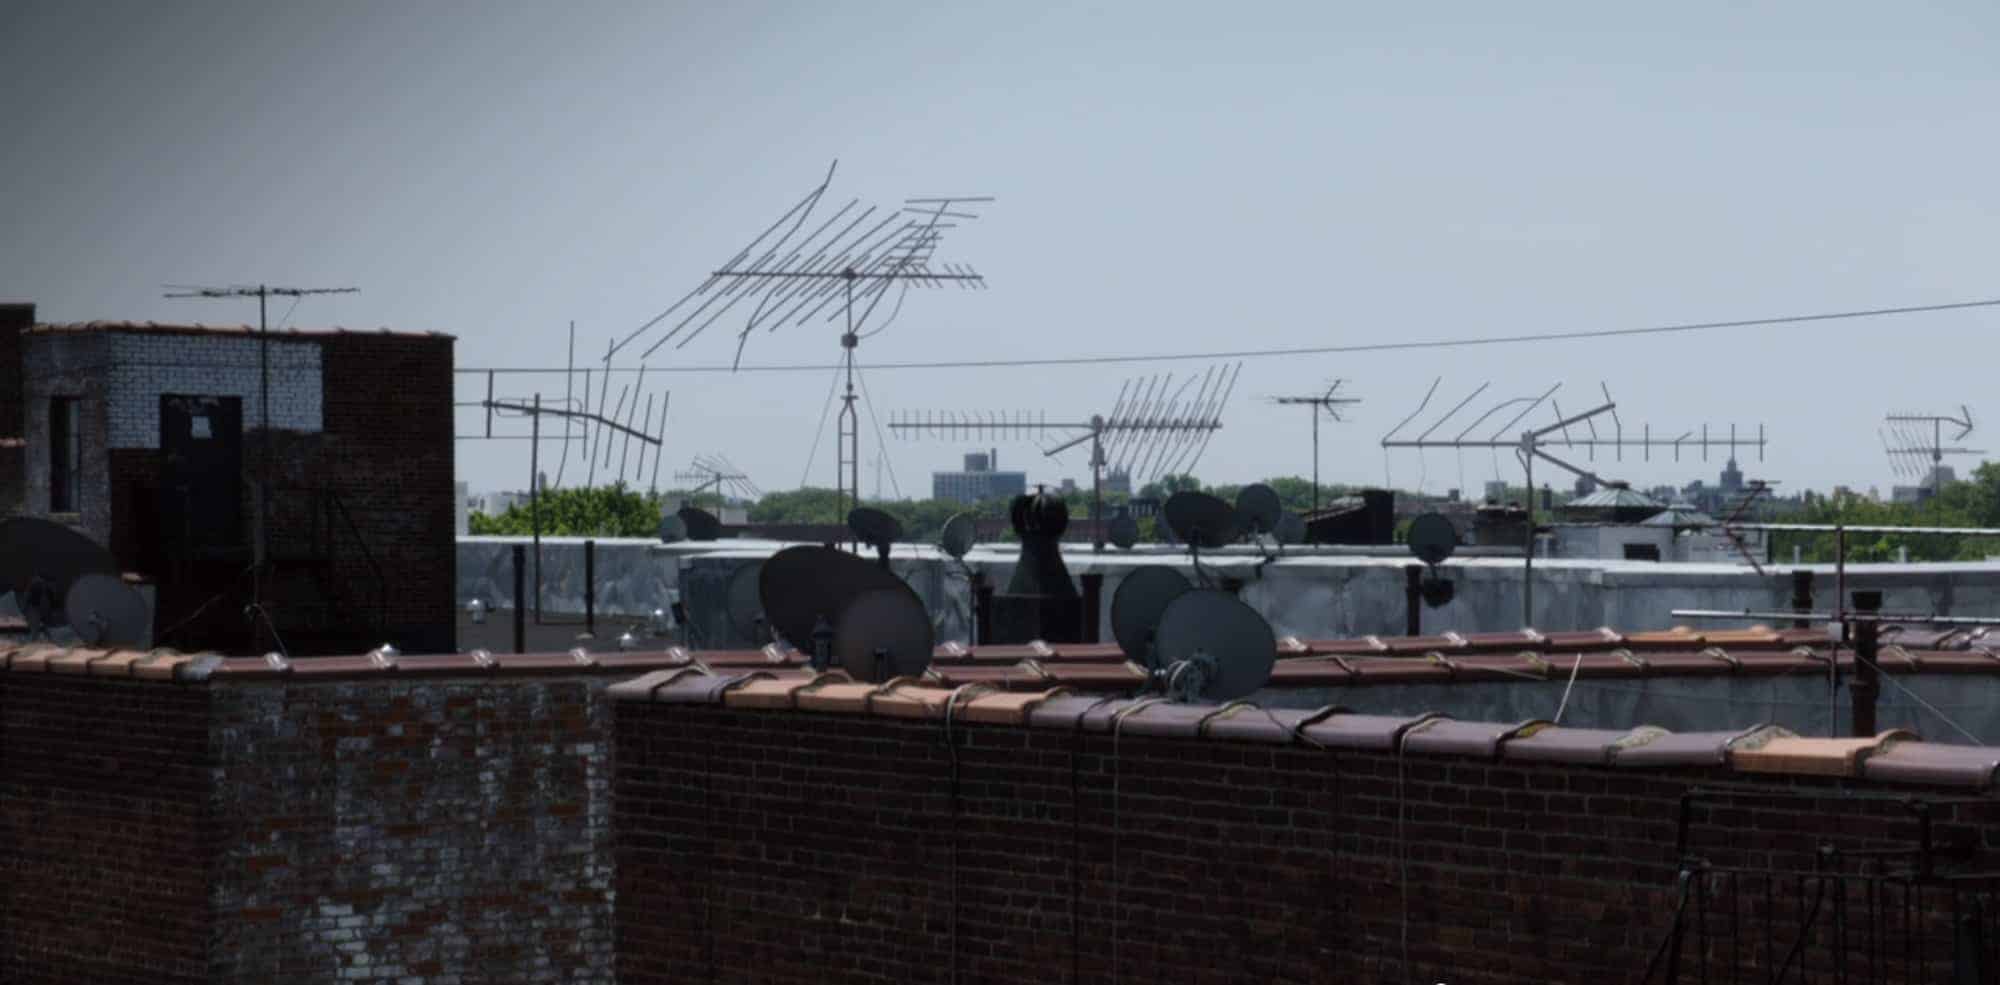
[1883,406,1980,489]
[1269,379,1362,519]
[887,362,1242,552]
[674,455,764,503]
[618,162,993,526]
[1381,379,1769,626]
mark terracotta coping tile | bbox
[286,655,387,677]
[1905,651,2000,674]
[1377,635,1467,656]
[923,665,1023,688]
[1703,628,1783,648]
[1873,645,1924,672]
[87,649,158,678]
[761,643,801,664]
[696,649,792,667]
[934,641,971,660]
[1027,694,1124,730]
[1202,704,1330,744]
[1112,701,1233,739]
[1861,739,2000,789]
[605,667,710,701]
[867,681,987,720]
[660,671,772,705]
[1038,661,1146,689]
[1730,729,1917,778]
[1449,653,1551,682]
[1268,658,1356,686]
[723,672,845,710]
[132,652,201,681]
[7,644,63,672]
[1728,650,1826,676]
[1298,712,1442,752]
[1541,628,1625,649]
[1401,718,1548,759]
[1344,659,1453,684]
[1303,636,1390,655]
[1459,630,1548,651]
[46,647,112,675]
[486,650,601,672]
[1275,636,1312,657]
[1058,643,1126,661]
[957,688,1072,726]
[1625,628,1706,649]
[1611,725,1779,768]
[1503,725,1669,765]
[389,653,484,674]
[591,649,701,671]
[1638,650,1738,676]
[971,644,1058,663]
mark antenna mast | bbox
[889,363,1242,551]
[163,283,357,650]
[1380,379,1768,626]
[1270,379,1362,522]
[673,454,763,504]
[1883,407,1980,522]
[617,161,991,523]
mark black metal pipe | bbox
[1791,569,1814,630]
[584,538,596,636]
[972,572,994,648]
[1079,573,1103,643]
[511,543,526,655]
[1405,564,1423,637]
[1853,590,1883,738]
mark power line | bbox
[457,295,2000,376]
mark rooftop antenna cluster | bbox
[1268,379,1362,518]
[886,362,1242,551]
[674,454,763,503]
[614,161,992,524]
[1381,378,1769,625]
[1882,407,1979,487]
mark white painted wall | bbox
[104,333,322,448]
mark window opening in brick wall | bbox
[1623,542,1662,562]
[49,396,80,512]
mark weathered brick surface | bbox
[0,676,213,984]
[209,676,614,983]
[614,706,2000,985]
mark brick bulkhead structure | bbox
[13,322,455,655]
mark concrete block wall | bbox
[20,332,113,540]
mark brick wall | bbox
[615,702,2000,985]
[20,332,112,538]
[103,332,323,447]
[0,675,213,984]
[0,303,29,514]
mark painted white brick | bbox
[105,334,324,449]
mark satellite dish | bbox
[832,584,935,682]
[847,507,904,567]
[677,506,722,541]
[939,512,975,560]
[658,514,688,544]
[1162,491,1238,549]
[757,545,909,653]
[63,573,151,647]
[724,560,765,643]
[1152,589,1277,702]
[1109,565,1192,665]
[0,516,119,625]
[1273,512,1306,546]
[1108,510,1140,550]
[1235,483,1282,535]
[1407,512,1459,566]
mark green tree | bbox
[468,482,663,537]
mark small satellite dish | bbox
[1152,589,1277,702]
[847,507,904,567]
[833,583,935,682]
[63,573,151,647]
[1235,483,1282,535]
[1110,565,1192,665]
[757,545,909,653]
[1273,512,1306,546]
[658,514,688,544]
[1108,510,1140,550]
[724,560,765,643]
[677,506,722,541]
[939,512,976,560]
[1163,491,1238,549]
[0,517,119,624]
[1407,512,1459,566]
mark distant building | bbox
[1892,465,1956,506]
[1104,468,1132,497]
[932,448,1027,505]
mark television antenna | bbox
[614,161,991,524]
[888,362,1242,551]
[674,454,762,503]
[163,283,356,643]
[1883,408,1979,515]
[1270,379,1362,518]
[1381,379,1768,626]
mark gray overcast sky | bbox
[5,1,1997,498]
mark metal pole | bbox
[1405,564,1423,637]
[1790,569,1814,630]
[256,285,268,627]
[531,394,541,626]
[1080,573,1103,643]
[1522,439,1535,628]
[511,543,526,654]
[584,538,596,637]
[1312,406,1320,518]
[1091,425,1104,553]
[1852,590,1882,737]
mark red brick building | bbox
[0,309,456,655]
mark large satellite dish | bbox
[847,507,904,567]
[1152,589,1276,702]
[0,517,119,629]
[832,584,935,682]
[1407,513,1459,566]
[1235,483,1282,536]
[1109,565,1191,664]
[724,560,765,643]
[63,573,151,647]
[757,545,908,653]
[939,512,975,560]
[658,514,688,544]
[1108,509,1140,550]
[1163,491,1238,549]
[677,506,722,541]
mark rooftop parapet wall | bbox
[612,672,2000,985]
